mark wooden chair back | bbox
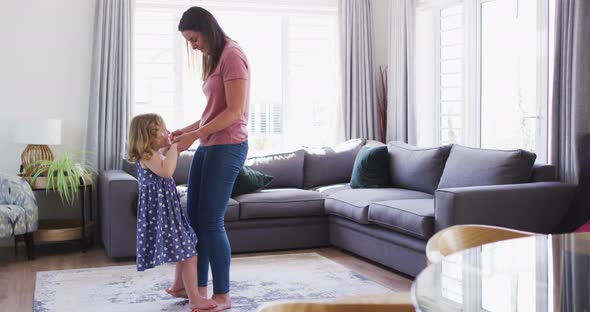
[257,292,415,312]
[426,224,533,264]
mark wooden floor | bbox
[0,243,413,312]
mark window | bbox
[134,1,340,154]
[440,253,464,305]
[480,239,537,311]
[415,1,465,147]
[479,0,549,157]
[439,5,464,146]
[415,0,554,162]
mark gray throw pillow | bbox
[438,145,537,189]
[387,142,452,194]
[303,139,366,189]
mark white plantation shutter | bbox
[439,5,464,145]
[415,0,551,163]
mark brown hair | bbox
[178,6,228,80]
[127,113,164,163]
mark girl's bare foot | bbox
[165,287,188,298]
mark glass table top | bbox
[412,232,590,312]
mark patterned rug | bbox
[34,252,393,312]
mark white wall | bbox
[0,0,96,247]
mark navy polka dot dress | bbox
[135,163,197,271]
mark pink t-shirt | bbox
[199,40,250,146]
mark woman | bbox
[171,6,250,312]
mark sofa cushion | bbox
[246,149,305,189]
[122,160,138,178]
[231,166,273,197]
[178,190,240,222]
[530,163,556,182]
[387,142,452,194]
[438,145,537,189]
[364,140,387,148]
[173,151,195,185]
[324,188,433,224]
[311,183,351,197]
[368,199,435,239]
[234,189,325,220]
[350,146,390,188]
[303,139,366,189]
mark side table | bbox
[20,177,94,253]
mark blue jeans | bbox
[186,141,248,294]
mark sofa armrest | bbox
[99,170,138,258]
[435,182,576,233]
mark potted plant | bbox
[26,153,95,205]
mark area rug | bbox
[34,252,393,312]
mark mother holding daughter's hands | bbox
[171,6,250,312]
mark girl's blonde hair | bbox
[127,113,164,163]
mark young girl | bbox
[127,113,216,311]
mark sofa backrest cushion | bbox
[121,151,195,185]
[530,163,556,182]
[123,151,195,185]
[136,149,303,188]
[173,151,194,185]
[246,149,305,189]
[122,160,138,179]
[364,139,387,148]
[303,138,366,189]
[387,142,452,194]
[438,145,537,189]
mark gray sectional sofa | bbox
[99,139,576,276]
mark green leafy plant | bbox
[27,153,95,205]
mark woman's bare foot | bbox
[201,293,231,312]
[198,286,208,298]
[189,297,218,310]
[165,287,188,298]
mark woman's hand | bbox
[172,131,201,153]
[170,129,185,142]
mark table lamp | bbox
[14,119,62,176]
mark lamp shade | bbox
[14,119,62,145]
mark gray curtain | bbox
[550,0,590,183]
[340,0,379,141]
[387,0,415,144]
[85,0,134,171]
